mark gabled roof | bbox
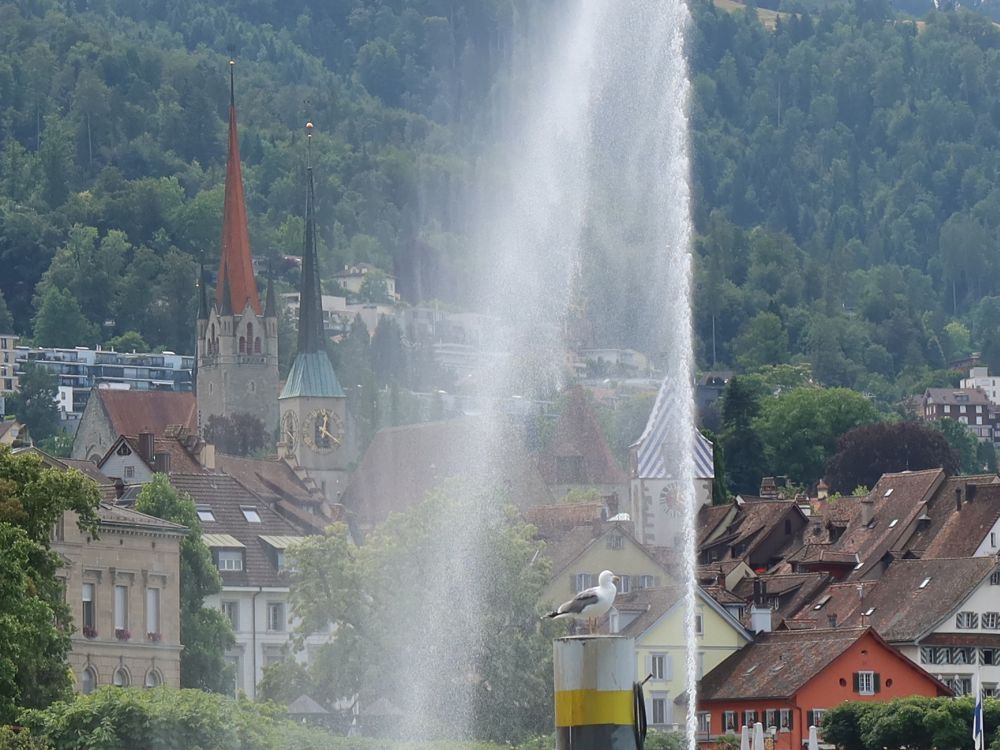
[698,503,737,547]
[701,500,807,566]
[905,476,1000,559]
[523,503,605,539]
[94,389,197,437]
[98,434,207,475]
[341,416,553,528]
[831,469,945,579]
[733,571,832,628]
[542,521,658,582]
[923,388,991,406]
[792,557,998,642]
[699,627,951,701]
[168,473,300,588]
[279,352,345,399]
[615,585,751,642]
[535,386,627,487]
[633,378,714,479]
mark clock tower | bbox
[278,123,348,502]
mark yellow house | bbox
[540,521,673,608]
[614,586,751,731]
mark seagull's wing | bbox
[556,586,601,616]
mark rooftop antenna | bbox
[229,58,235,108]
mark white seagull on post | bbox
[543,570,620,633]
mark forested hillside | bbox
[2,0,1000,408]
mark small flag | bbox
[973,670,984,750]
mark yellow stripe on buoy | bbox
[554,688,634,727]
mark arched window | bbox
[113,667,130,687]
[246,323,253,343]
[254,337,261,354]
[210,323,215,341]
[81,666,97,694]
[144,669,162,688]
[239,336,246,354]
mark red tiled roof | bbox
[168,473,299,588]
[535,386,627,487]
[96,390,196,437]
[523,503,604,538]
[907,476,1000,559]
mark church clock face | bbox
[282,411,298,453]
[304,409,343,453]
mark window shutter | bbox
[852,672,860,692]
[787,710,793,730]
[873,673,881,693]
[665,653,673,681]
[645,655,653,679]
[806,710,814,728]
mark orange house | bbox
[696,627,951,749]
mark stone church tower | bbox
[196,64,279,434]
[278,124,349,502]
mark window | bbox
[992,533,997,549]
[992,571,1000,585]
[196,505,215,522]
[221,601,240,630]
[145,669,162,688]
[765,709,778,728]
[779,709,792,731]
[618,575,631,594]
[951,647,976,664]
[123,465,134,479]
[638,575,657,589]
[919,577,932,589]
[82,583,95,632]
[808,709,825,727]
[982,648,998,666]
[934,646,949,664]
[240,506,262,523]
[267,602,286,632]
[607,535,624,550]
[697,712,711,735]
[744,710,758,726]
[146,588,160,636]
[855,671,878,695]
[114,585,128,630]
[695,612,704,635]
[650,654,669,680]
[944,405,952,414]
[920,646,934,664]
[983,612,1000,630]
[81,667,97,694]
[575,573,595,591]
[112,667,130,687]
[957,611,979,629]
[953,677,973,695]
[651,693,669,725]
[218,550,244,571]
[723,711,736,733]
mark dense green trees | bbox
[135,475,235,693]
[8,363,60,441]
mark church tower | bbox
[279,122,349,502]
[197,62,279,434]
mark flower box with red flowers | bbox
[115,628,131,641]
[82,626,98,639]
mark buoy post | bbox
[553,635,639,749]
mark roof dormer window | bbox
[240,506,262,523]
[919,577,931,589]
[196,505,215,522]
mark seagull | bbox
[543,570,620,633]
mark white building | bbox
[962,367,1000,406]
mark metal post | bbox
[554,635,640,749]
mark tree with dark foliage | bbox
[203,412,269,457]
[825,421,959,494]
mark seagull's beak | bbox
[612,575,621,584]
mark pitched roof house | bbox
[697,628,951,749]
[791,556,1000,696]
[71,389,197,462]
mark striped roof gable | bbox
[634,378,714,479]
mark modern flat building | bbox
[0,333,17,394]
[14,346,193,418]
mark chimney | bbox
[956,486,963,512]
[137,432,155,464]
[750,602,773,634]
[114,477,125,500]
[760,477,777,499]
[861,496,874,527]
[199,443,216,471]
[817,479,829,500]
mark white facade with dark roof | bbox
[629,377,714,546]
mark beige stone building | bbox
[54,504,187,691]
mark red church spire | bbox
[216,60,262,316]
